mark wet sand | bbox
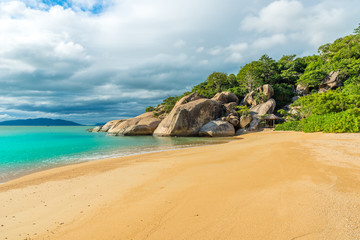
[1,131,360,239]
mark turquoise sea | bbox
[0,126,224,183]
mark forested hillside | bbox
[147,24,360,133]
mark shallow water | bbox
[0,126,227,182]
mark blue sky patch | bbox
[41,0,105,14]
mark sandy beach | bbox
[1,131,360,240]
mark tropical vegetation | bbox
[146,24,360,133]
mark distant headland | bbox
[0,118,83,126]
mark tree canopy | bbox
[145,23,360,132]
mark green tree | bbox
[206,72,228,92]
[236,61,264,92]
[258,54,280,85]
[354,23,360,35]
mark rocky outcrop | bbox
[236,128,249,136]
[228,117,239,127]
[222,114,239,127]
[199,120,235,137]
[174,92,201,107]
[107,112,161,136]
[245,98,276,131]
[319,70,340,93]
[100,120,124,132]
[243,84,274,107]
[250,98,276,116]
[211,92,239,104]
[259,84,274,100]
[296,83,309,96]
[152,105,168,119]
[89,126,102,132]
[153,95,223,137]
[239,115,252,128]
[223,102,238,116]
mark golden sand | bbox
[1,131,360,239]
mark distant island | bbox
[0,118,82,126]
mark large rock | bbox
[235,128,247,136]
[100,120,125,132]
[249,118,262,131]
[243,92,256,106]
[250,98,276,116]
[153,98,223,137]
[296,83,309,95]
[211,92,239,104]
[228,117,239,128]
[174,92,201,107]
[107,112,162,136]
[319,70,340,93]
[224,102,238,116]
[89,126,102,132]
[199,120,235,137]
[239,115,252,128]
[152,105,168,120]
[243,84,274,107]
[258,84,274,100]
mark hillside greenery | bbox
[146,24,360,133]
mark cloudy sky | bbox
[0,0,359,124]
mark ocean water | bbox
[0,126,226,183]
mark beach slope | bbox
[1,131,360,239]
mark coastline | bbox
[1,131,360,239]
[0,128,231,184]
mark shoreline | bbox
[1,131,360,239]
[0,135,232,184]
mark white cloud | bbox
[226,53,243,63]
[196,47,204,53]
[54,41,87,59]
[252,34,287,49]
[0,0,359,123]
[209,47,223,56]
[242,0,304,33]
[174,39,186,48]
[226,43,248,52]
[241,0,351,47]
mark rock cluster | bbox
[199,120,235,137]
[319,70,340,93]
[153,97,223,137]
[243,84,274,107]
[107,112,162,136]
[90,86,278,137]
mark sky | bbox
[0,0,359,124]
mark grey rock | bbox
[249,118,261,131]
[228,118,240,127]
[259,84,274,100]
[235,128,247,136]
[90,126,102,132]
[296,83,309,95]
[224,102,238,116]
[199,120,235,137]
[211,92,239,104]
[100,120,125,132]
[239,115,252,128]
[107,112,161,136]
[319,70,340,93]
[153,96,223,137]
[174,92,202,107]
[243,84,274,107]
[250,99,276,116]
